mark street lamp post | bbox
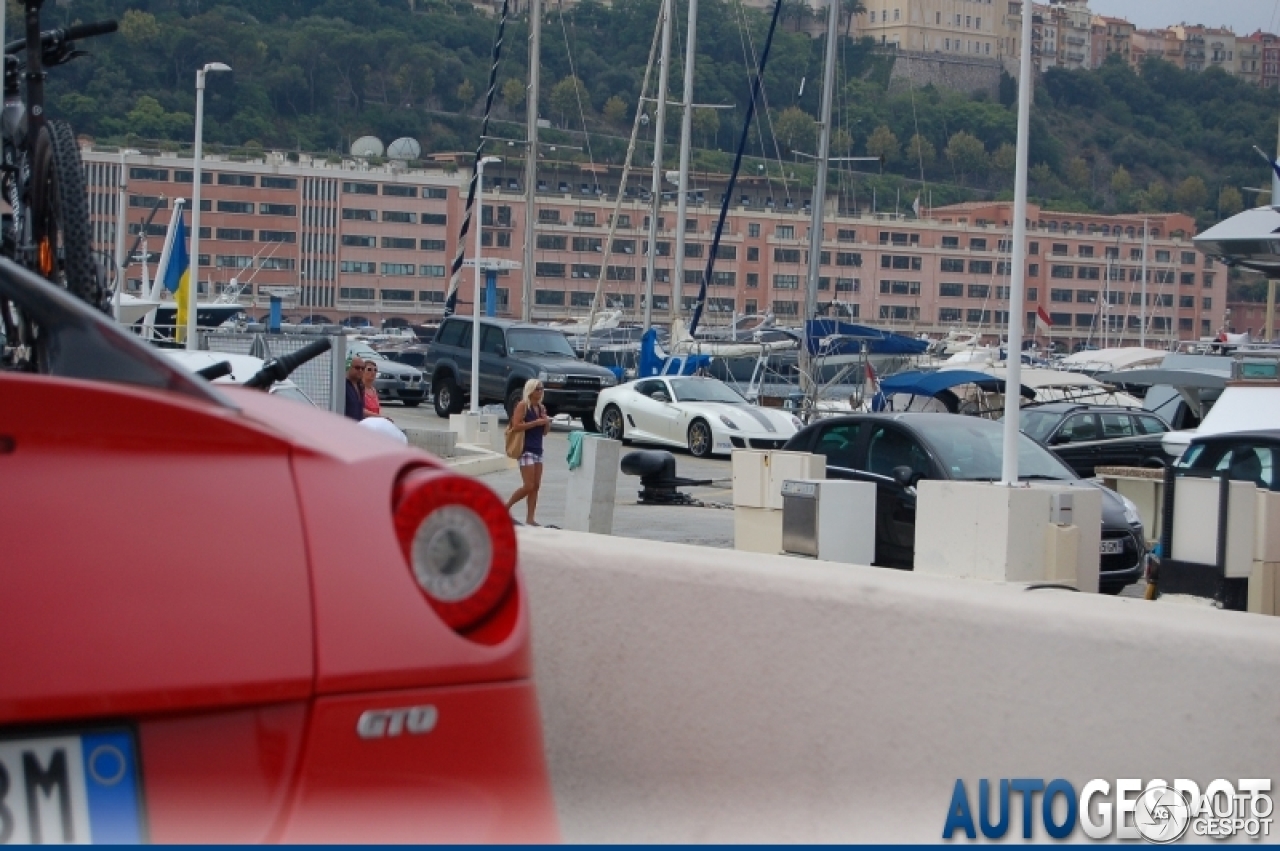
[186,61,231,350]
[112,148,132,320]
[471,156,502,413]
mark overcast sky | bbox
[1086,0,1280,35]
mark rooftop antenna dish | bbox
[351,136,385,158]
[387,137,422,161]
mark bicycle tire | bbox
[31,119,105,311]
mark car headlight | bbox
[600,373,618,387]
[1119,494,1143,528]
[719,414,739,430]
[790,415,803,430]
[378,371,393,380]
[537,370,567,388]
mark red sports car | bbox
[0,262,558,843]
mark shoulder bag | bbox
[505,410,526,459]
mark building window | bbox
[259,230,296,243]
[572,236,603,252]
[341,260,376,274]
[941,236,959,248]
[382,184,418,197]
[1050,288,1074,303]
[260,176,296,190]
[537,235,567,250]
[1203,297,1212,309]
[968,260,993,274]
[381,236,417,250]
[970,238,988,251]
[684,243,704,258]
[772,300,800,317]
[173,170,211,184]
[1029,242,1039,255]
[535,289,566,306]
[381,263,415,276]
[879,280,920,295]
[1051,243,1069,256]
[339,287,375,300]
[1078,266,1100,280]
[748,223,761,237]
[879,305,920,321]
[714,245,737,260]
[968,284,990,299]
[422,213,448,226]
[776,225,796,239]
[538,209,561,224]
[775,248,802,263]
[343,209,376,221]
[342,181,378,195]
[939,307,962,322]
[939,283,964,297]
[215,228,254,241]
[217,173,256,187]
[1050,265,1075,279]
[835,252,861,267]
[216,255,253,268]
[341,234,375,247]
[259,203,296,216]
[1203,273,1215,288]
[536,263,566,278]
[1181,251,1196,265]
[773,275,800,289]
[1078,245,1095,258]
[746,273,759,288]
[129,167,169,181]
[420,265,446,277]
[573,211,597,227]
[216,200,254,214]
[747,246,760,262]
[941,258,965,273]
[837,229,856,242]
[882,255,922,270]
[424,187,448,200]
[383,210,417,224]
[128,195,167,209]
[420,239,446,251]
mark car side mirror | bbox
[1050,433,1070,446]
[651,391,670,403]
[891,465,915,489]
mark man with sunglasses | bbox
[344,356,366,421]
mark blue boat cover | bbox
[805,319,929,355]
[877,369,1035,399]
[638,327,712,378]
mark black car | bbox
[423,317,617,428]
[1018,403,1174,478]
[1175,430,1280,490]
[782,413,1146,593]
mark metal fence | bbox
[201,331,348,413]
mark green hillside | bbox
[41,0,1280,229]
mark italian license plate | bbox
[0,729,144,844]
[1100,539,1125,555]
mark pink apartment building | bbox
[83,149,1226,347]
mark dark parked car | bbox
[1017,403,1174,477]
[424,317,617,428]
[345,340,427,407]
[1175,430,1280,491]
[384,344,432,371]
[782,413,1146,593]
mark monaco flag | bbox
[1035,305,1053,335]
[1034,303,1054,332]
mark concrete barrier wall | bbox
[517,529,1280,843]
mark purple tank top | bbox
[523,404,545,454]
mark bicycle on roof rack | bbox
[0,0,116,364]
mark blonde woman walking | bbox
[506,378,552,525]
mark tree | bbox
[991,143,1016,174]
[774,106,817,154]
[549,75,585,126]
[1065,156,1091,191]
[119,9,161,44]
[1110,165,1133,197]
[905,133,936,172]
[455,79,475,107]
[866,124,898,165]
[841,0,866,40]
[502,78,525,111]
[1218,185,1244,218]
[1174,175,1208,213]
[831,127,853,157]
[945,131,987,183]
[692,107,720,147]
[603,95,628,127]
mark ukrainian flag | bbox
[164,213,191,342]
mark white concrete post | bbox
[563,436,622,534]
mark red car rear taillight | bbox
[393,468,517,635]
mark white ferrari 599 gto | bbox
[593,375,802,457]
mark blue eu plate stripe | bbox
[81,731,143,844]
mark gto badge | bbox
[356,705,439,739]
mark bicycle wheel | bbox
[31,119,105,311]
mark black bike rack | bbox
[1156,466,1249,610]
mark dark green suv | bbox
[423,317,617,430]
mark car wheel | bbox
[505,386,524,421]
[601,404,628,443]
[687,419,713,458]
[433,376,462,418]
[581,412,599,433]
[402,399,421,408]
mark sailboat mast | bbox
[1139,218,1148,347]
[673,0,699,322]
[800,0,838,394]
[644,0,674,331]
[522,0,541,322]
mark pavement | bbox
[387,401,1148,596]
[391,403,738,548]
